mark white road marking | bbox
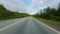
[32,17,60,34]
[0,17,60,34]
[0,19,27,32]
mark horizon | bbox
[0,0,60,15]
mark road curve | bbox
[0,17,60,34]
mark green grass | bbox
[36,18,60,31]
[38,18,60,25]
[0,17,25,21]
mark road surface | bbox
[0,17,60,34]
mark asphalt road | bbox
[0,17,60,34]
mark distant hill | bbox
[0,4,29,20]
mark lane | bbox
[0,19,28,34]
[24,19,42,34]
[0,17,28,29]
[32,18,60,34]
[0,17,60,34]
[24,18,59,34]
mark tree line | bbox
[0,4,29,20]
[33,3,60,21]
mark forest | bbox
[0,4,29,20]
[33,3,60,21]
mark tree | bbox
[0,4,29,20]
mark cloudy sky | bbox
[0,0,60,15]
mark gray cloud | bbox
[0,0,60,14]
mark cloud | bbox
[27,0,60,14]
[0,0,60,14]
[0,0,26,12]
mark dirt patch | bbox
[37,18,60,32]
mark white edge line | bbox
[0,18,27,32]
[33,18,60,34]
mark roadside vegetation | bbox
[33,3,60,31]
[33,3,60,22]
[0,4,29,20]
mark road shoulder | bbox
[35,18,60,32]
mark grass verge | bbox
[36,18,60,31]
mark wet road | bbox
[0,17,60,34]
